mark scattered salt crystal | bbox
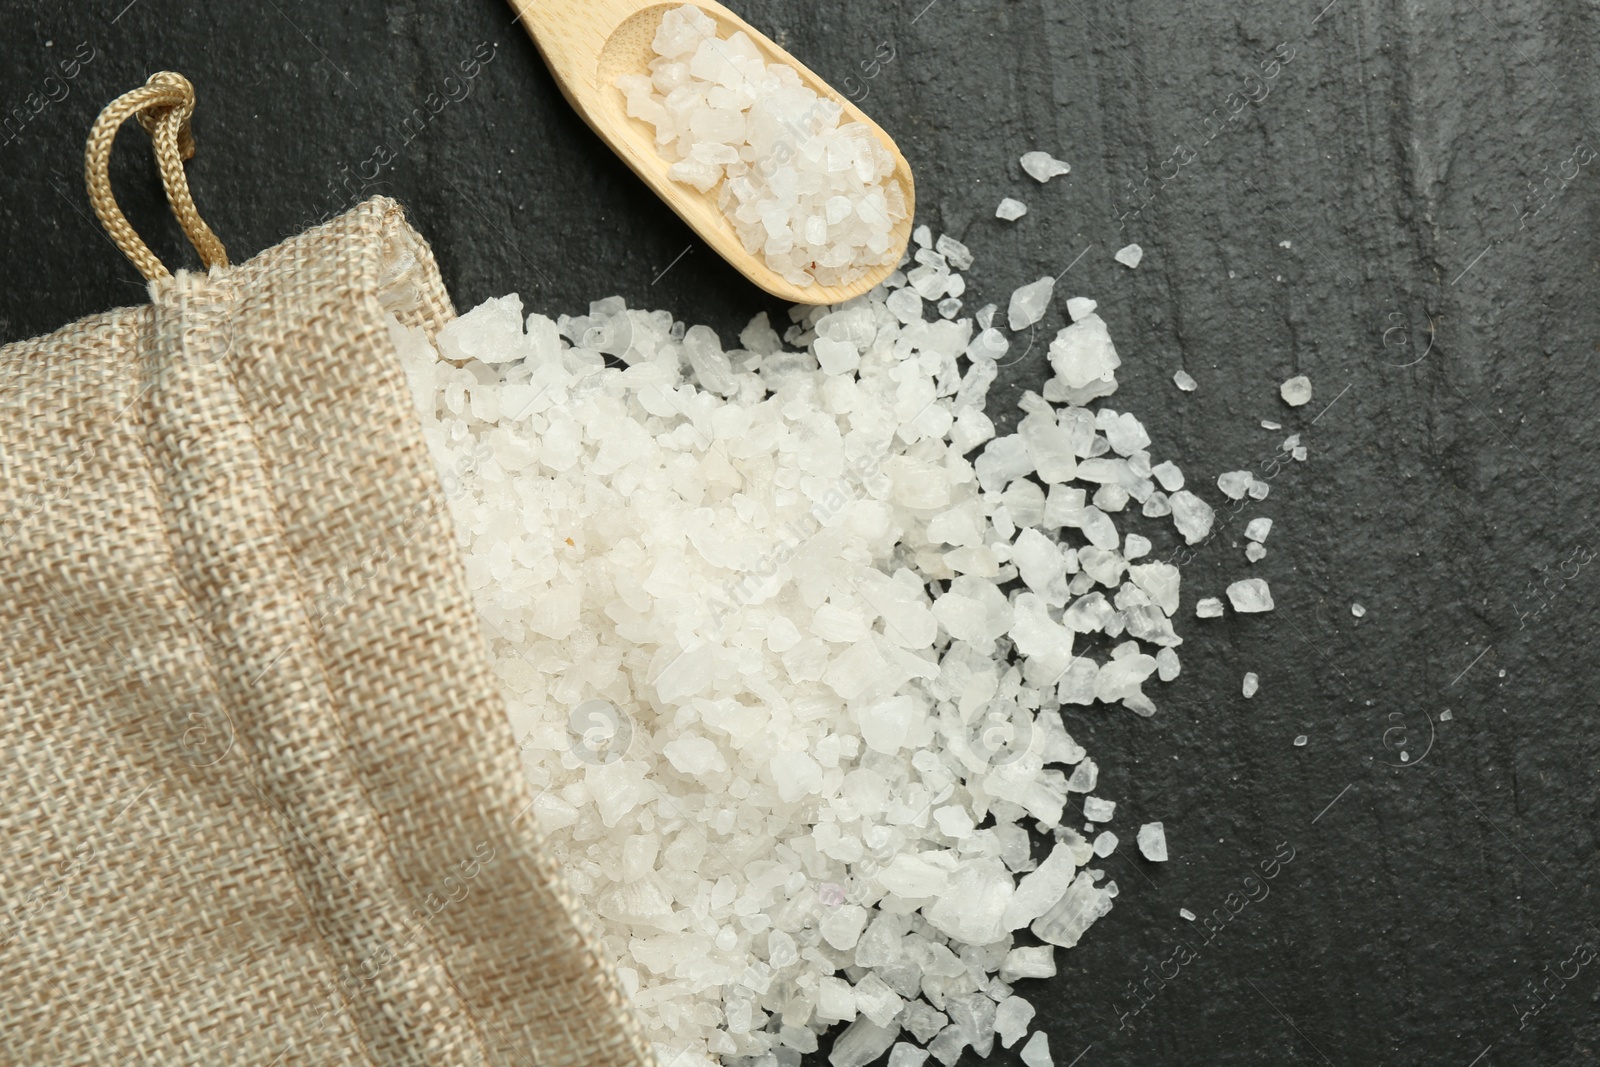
[1216,470,1252,500]
[1155,646,1180,681]
[1226,578,1275,613]
[1168,490,1216,544]
[995,996,1036,1048]
[1125,533,1152,559]
[1440,709,1454,721]
[830,1018,900,1067]
[1173,369,1198,392]
[1293,734,1309,747]
[1020,150,1071,182]
[1280,375,1313,406]
[1247,475,1270,500]
[1092,830,1119,857]
[999,946,1057,983]
[1196,597,1224,618]
[1261,419,1281,430]
[1151,461,1184,491]
[1245,542,1267,563]
[1114,243,1144,269]
[1083,796,1116,822]
[1242,672,1259,698]
[997,197,1029,220]
[1009,276,1056,331]
[1245,517,1273,542]
[1352,602,1367,617]
[1065,296,1097,320]
[1137,821,1168,862]
[1020,1030,1053,1067]
[888,1043,930,1067]
[1179,907,1196,920]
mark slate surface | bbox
[3,1,1598,1065]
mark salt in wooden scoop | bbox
[509,0,916,305]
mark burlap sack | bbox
[0,72,655,1067]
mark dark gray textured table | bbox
[4,1,1598,1064]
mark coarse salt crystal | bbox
[1280,375,1313,406]
[1020,150,1071,181]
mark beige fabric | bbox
[1,75,655,1067]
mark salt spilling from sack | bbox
[392,217,1206,1064]
[618,5,907,288]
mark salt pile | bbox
[394,220,1211,1062]
[619,5,907,288]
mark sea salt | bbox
[1293,734,1309,747]
[1173,369,1197,392]
[1092,830,1119,857]
[400,211,1212,1062]
[1242,672,1259,697]
[1216,470,1252,500]
[1020,150,1071,182]
[622,5,906,288]
[1226,578,1275,613]
[1195,597,1224,618]
[1009,276,1056,331]
[1280,374,1313,407]
[1352,602,1366,617]
[1137,822,1168,861]
[1114,243,1144,269]
[1179,907,1196,921]
[995,997,1036,1048]
[1020,1030,1053,1067]
[1168,490,1216,544]
[997,197,1028,220]
[1244,517,1272,542]
[1245,542,1266,563]
[1083,796,1116,822]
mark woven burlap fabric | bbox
[0,195,656,1067]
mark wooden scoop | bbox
[509,0,916,306]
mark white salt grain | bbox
[1092,830,1118,857]
[997,197,1029,220]
[1020,150,1071,182]
[995,997,1036,1048]
[1196,597,1224,618]
[888,1043,930,1067]
[1114,243,1144,269]
[1169,490,1216,544]
[1242,672,1259,698]
[1216,470,1252,500]
[1083,796,1116,822]
[1226,578,1275,613]
[1352,602,1367,617]
[1020,1030,1053,1067]
[1173,369,1198,392]
[1137,821,1168,861]
[1280,375,1313,407]
[1179,907,1196,920]
[1009,276,1056,331]
[1293,734,1309,747]
[1245,517,1273,542]
[1245,542,1267,563]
